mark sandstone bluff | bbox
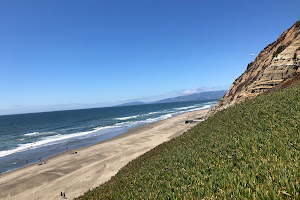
[212,20,300,113]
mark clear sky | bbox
[1,0,299,115]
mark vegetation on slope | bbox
[76,81,300,199]
[273,45,286,58]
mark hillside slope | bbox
[76,79,299,199]
[212,20,300,112]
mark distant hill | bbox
[118,101,145,106]
[153,90,227,104]
[118,90,227,107]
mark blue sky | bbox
[1,0,299,114]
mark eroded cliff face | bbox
[212,20,300,112]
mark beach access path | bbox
[0,109,209,200]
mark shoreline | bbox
[0,109,209,200]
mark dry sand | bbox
[0,109,209,200]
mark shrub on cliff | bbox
[273,45,285,58]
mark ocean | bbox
[0,99,218,174]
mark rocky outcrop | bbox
[211,20,300,112]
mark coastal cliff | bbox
[212,20,300,112]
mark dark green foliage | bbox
[247,62,254,70]
[76,82,300,199]
[293,53,297,60]
[273,45,285,58]
[295,20,300,28]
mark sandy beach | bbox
[0,109,209,200]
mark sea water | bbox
[0,100,218,173]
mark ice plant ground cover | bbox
[76,81,299,199]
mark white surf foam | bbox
[117,113,173,127]
[144,111,166,116]
[24,132,39,136]
[0,125,121,158]
[141,113,173,123]
[174,105,198,110]
[188,104,212,112]
[115,115,139,120]
[0,102,217,158]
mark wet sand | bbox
[0,109,209,200]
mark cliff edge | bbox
[211,20,300,113]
